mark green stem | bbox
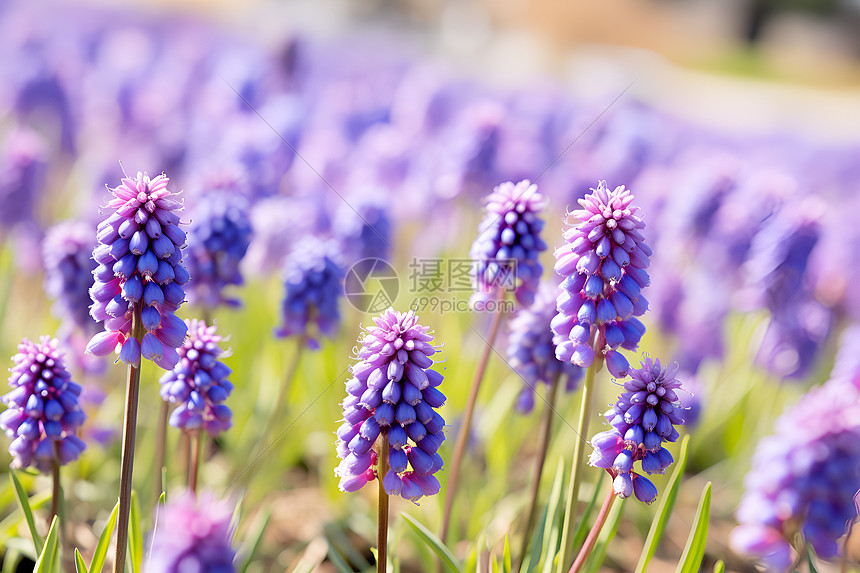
[113,305,144,573]
[269,334,306,433]
[557,347,601,572]
[440,305,505,545]
[377,430,390,573]
[568,484,616,573]
[517,375,561,571]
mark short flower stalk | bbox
[159,319,234,497]
[336,308,446,570]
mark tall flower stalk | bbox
[551,182,651,570]
[442,179,547,544]
[86,172,188,573]
[335,309,446,572]
[506,283,582,565]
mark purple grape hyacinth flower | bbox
[86,172,189,370]
[507,283,582,414]
[335,308,445,502]
[148,492,236,573]
[731,376,860,571]
[551,182,651,378]
[42,220,99,335]
[159,319,233,435]
[469,180,547,308]
[184,176,253,309]
[275,238,344,349]
[1,337,87,473]
[589,357,687,504]
[333,194,392,265]
[0,128,47,229]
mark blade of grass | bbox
[1,549,20,573]
[34,515,59,573]
[538,459,568,573]
[324,535,355,573]
[570,476,605,551]
[401,513,463,573]
[74,549,89,573]
[503,535,512,573]
[634,435,691,573]
[91,500,120,573]
[129,490,143,573]
[712,560,725,573]
[238,508,271,573]
[806,544,819,573]
[519,503,546,572]
[10,471,42,554]
[674,482,711,573]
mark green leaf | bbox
[538,458,569,573]
[129,490,143,573]
[324,535,355,573]
[674,482,711,573]
[712,560,725,573]
[75,549,89,573]
[582,497,624,573]
[806,544,819,573]
[34,515,59,573]
[401,513,463,573]
[10,471,42,554]
[502,535,511,573]
[634,435,691,573]
[1,549,20,573]
[238,508,271,573]
[91,500,120,573]
[570,475,606,552]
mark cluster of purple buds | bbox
[469,180,547,308]
[551,182,651,378]
[275,238,344,349]
[730,377,860,571]
[159,319,233,435]
[0,128,47,229]
[335,309,445,502]
[507,284,583,414]
[334,196,392,264]
[1,337,86,473]
[589,358,687,504]
[86,172,189,369]
[42,220,98,335]
[148,492,236,572]
[184,178,253,309]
